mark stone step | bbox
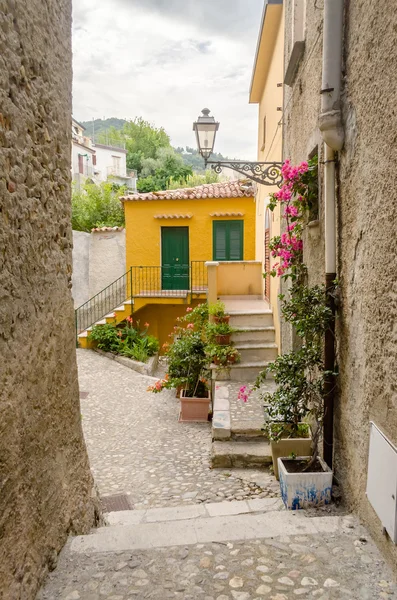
[232,326,276,344]
[103,498,284,528]
[211,440,272,468]
[70,504,343,555]
[229,311,274,328]
[235,342,278,363]
[214,361,273,382]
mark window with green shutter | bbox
[213,220,243,261]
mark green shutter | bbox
[213,220,243,261]
[229,221,243,260]
[214,222,227,260]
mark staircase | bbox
[77,300,133,349]
[211,295,278,469]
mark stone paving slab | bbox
[222,381,276,436]
[38,517,397,600]
[105,499,285,527]
[77,350,280,509]
[70,512,344,554]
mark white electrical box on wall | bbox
[366,422,397,544]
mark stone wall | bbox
[335,0,397,567]
[282,0,397,568]
[72,228,126,308]
[0,1,98,597]
[72,231,91,307]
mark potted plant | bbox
[206,343,240,367]
[208,300,230,324]
[206,321,234,345]
[250,156,336,508]
[148,304,211,422]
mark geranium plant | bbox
[148,304,210,397]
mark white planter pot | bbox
[278,456,333,510]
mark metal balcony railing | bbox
[75,262,208,342]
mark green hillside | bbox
[79,118,232,171]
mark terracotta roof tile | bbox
[91,226,125,232]
[120,180,255,202]
[210,212,245,217]
[154,214,193,219]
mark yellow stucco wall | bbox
[251,4,284,351]
[123,196,256,268]
[133,300,202,352]
[217,261,263,296]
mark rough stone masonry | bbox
[0,1,99,598]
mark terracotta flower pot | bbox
[215,334,231,345]
[214,315,230,324]
[179,390,211,422]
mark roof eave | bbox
[249,0,283,104]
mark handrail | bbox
[75,261,208,344]
[75,267,133,339]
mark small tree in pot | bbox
[148,304,211,422]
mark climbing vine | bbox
[240,156,335,467]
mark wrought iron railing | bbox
[75,261,208,341]
[191,260,208,295]
[75,268,133,336]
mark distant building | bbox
[92,142,137,191]
[71,118,137,192]
[71,118,96,189]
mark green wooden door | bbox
[161,227,189,290]
[213,220,243,261]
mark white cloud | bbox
[72,0,264,160]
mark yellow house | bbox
[249,0,284,350]
[119,180,257,346]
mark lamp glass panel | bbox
[196,123,217,158]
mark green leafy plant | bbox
[149,304,210,396]
[89,316,159,363]
[89,323,121,352]
[243,156,336,470]
[206,343,240,367]
[208,300,226,318]
[72,181,126,232]
[206,321,234,339]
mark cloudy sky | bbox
[72,0,264,160]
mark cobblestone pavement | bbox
[38,519,397,599]
[77,350,279,509]
[37,350,397,599]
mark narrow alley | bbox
[37,351,397,600]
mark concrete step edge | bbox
[69,510,345,554]
[233,326,275,332]
[229,310,273,316]
[100,498,285,529]
[234,342,278,350]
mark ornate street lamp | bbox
[193,108,283,187]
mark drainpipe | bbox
[319,0,344,469]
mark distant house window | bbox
[213,220,244,261]
[92,154,97,166]
[78,154,84,174]
[261,116,266,151]
[112,155,121,175]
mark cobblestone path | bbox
[37,350,397,600]
[39,519,396,599]
[77,350,279,509]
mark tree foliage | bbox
[72,181,125,232]
[96,117,171,175]
[137,147,193,193]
